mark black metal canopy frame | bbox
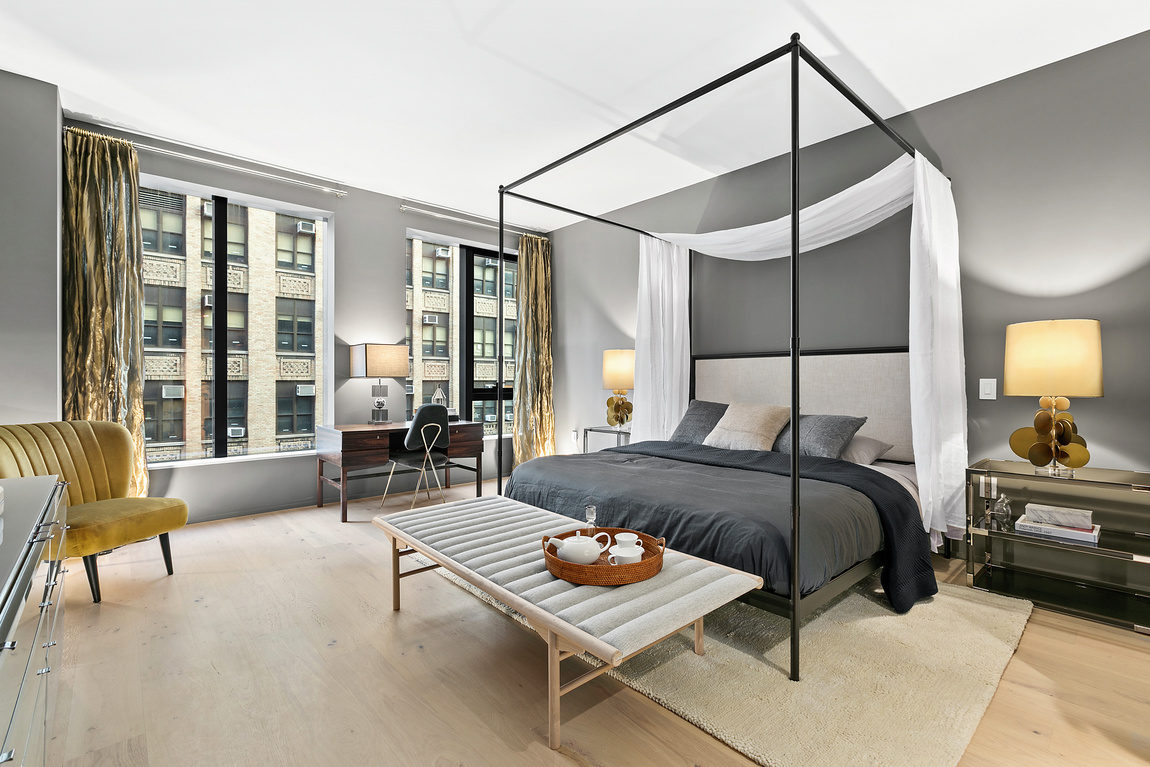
[493,33,918,682]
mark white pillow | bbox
[840,435,893,465]
[702,403,791,451]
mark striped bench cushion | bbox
[383,496,761,659]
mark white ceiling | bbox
[3,1,1149,231]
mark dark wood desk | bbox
[316,421,484,522]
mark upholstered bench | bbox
[373,496,762,749]
[0,421,188,602]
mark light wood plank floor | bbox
[50,482,1150,766]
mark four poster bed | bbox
[491,34,968,681]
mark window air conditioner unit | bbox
[227,427,245,438]
[405,385,414,395]
[202,201,213,216]
[202,294,213,308]
[505,413,514,422]
[484,258,499,267]
[485,414,497,422]
[434,247,450,258]
[161,385,184,399]
[296,221,315,234]
[296,384,316,397]
[422,314,438,325]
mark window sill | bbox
[147,448,316,471]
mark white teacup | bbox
[608,545,644,566]
[613,532,641,549]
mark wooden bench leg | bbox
[548,630,561,749]
[391,536,401,611]
[694,617,705,655]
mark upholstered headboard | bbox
[692,350,914,462]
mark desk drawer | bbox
[342,430,392,452]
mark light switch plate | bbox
[979,378,997,400]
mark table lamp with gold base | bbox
[1004,319,1103,477]
[602,349,635,427]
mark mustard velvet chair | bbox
[0,421,188,603]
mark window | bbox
[276,381,315,434]
[463,246,517,434]
[276,214,316,271]
[139,188,185,255]
[422,243,450,290]
[202,202,248,263]
[143,380,185,444]
[202,292,248,350]
[277,298,315,352]
[405,240,413,287]
[422,312,449,357]
[474,256,497,296]
[143,286,185,348]
[202,381,248,440]
[138,181,325,464]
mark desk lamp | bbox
[350,343,409,424]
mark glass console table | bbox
[966,459,1150,633]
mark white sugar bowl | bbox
[546,531,611,565]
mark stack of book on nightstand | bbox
[1015,503,1101,544]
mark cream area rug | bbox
[422,559,1032,767]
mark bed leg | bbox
[548,629,561,749]
[694,618,705,655]
[391,536,401,611]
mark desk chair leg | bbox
[82,554,102,604]
[159,533,174,576]
[380,462,398,508]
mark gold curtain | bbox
[512,235,556,465]
[62,128,149,496]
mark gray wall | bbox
[550,30,1150,471]
[0,70,61,424]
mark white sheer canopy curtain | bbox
[632,236,691,443]
[634,152,966,542]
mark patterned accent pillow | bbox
[703,403,791,452]
[669,400,729,444]
[773,414,868,459]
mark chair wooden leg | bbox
[82,554,102,603]
[159,533,174,576]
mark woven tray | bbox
[542,527,665,586]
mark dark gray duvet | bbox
[504,440,937,613]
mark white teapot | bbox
[546,531,611,564]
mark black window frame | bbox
[202,291,248,351]
[462,245,517,421]
[202,380,248,441]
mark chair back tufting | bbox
[0,421,134,506]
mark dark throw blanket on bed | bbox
[504,440,937,613]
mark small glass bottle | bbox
[584,505,597,537]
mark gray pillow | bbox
[773,414,868,459]
[669,400,729,444]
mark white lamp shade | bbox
[350,343,409,378]
[602,349,635,390]
[1003,319,1103,397]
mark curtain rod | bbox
[398,203,539,239]
[63,125,348,198]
